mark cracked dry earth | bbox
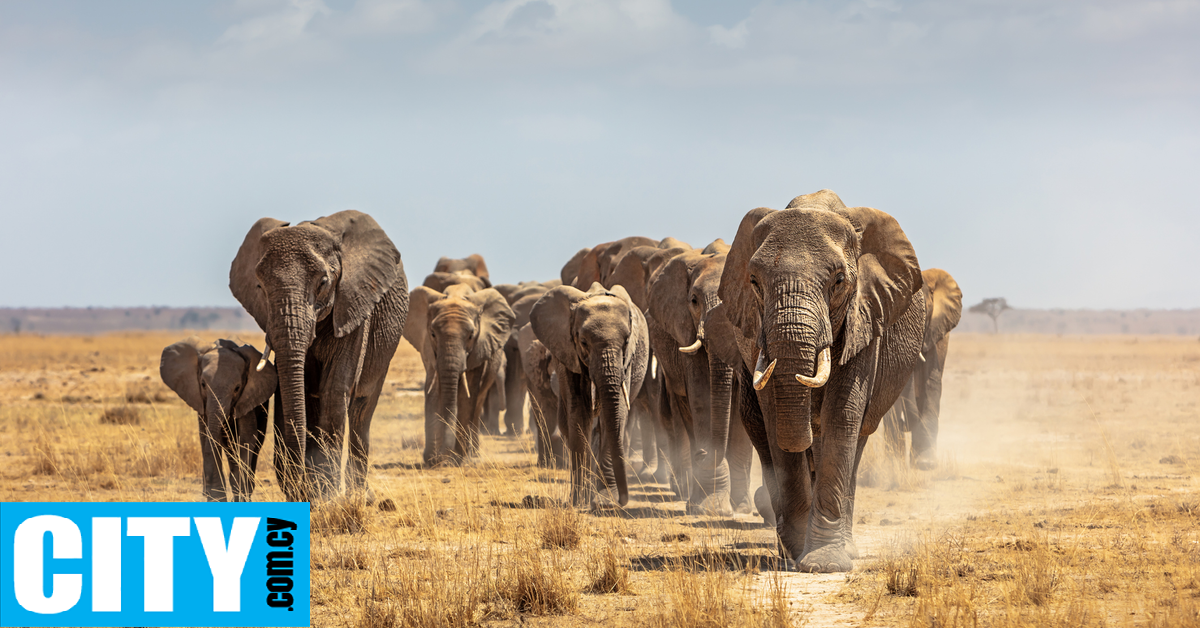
[1,332,1198,627]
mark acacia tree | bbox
[970,298,1011,333]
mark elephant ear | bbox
[467,288,516,366]
[160,337,207,413]
[230,343,277,418]
[531,285,586,373]
[785,189,847,211]
[402,286,441,358]
[647,251,698,350]
[607,246,657,311]
[833,206,923,365]
[921,268,963,354]
[463,254,491,287]
[571,244,604,289]
[718,207,776,341]
[701,238,730,255]
[230,217,289,332]
[560,248,590,285]
[703,302,742,366]
[311,211,404,338]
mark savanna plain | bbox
[1,331,1198,627]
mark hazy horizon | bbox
[3,1,1198,310]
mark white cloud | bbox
[708,19,748,49]
[217,0,330,48]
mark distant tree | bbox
[10,317,21,334]
[969,298,1011,333]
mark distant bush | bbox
[100,406,141,425]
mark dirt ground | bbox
[0,331,1197,627]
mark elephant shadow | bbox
[681,519,773,531]
[629,551,784,573]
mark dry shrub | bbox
[539,506,584,549]
[312,496,370,535]
[648,561,755,628]
[100,405,141,425]
[587,544,632,595]
[498,549,578,615]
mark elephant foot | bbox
[686,493,732,517]
[799,544,854,573]
[731,494,753,515]
[590,487,626,511]
[912,450,938,471]
[754,486,776,527]
[845,537,859,560]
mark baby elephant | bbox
[160,337,277,501]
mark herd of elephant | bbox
[156,190,963,573]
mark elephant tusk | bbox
[650,355,657,379]
[426,372,437,395]
[918,352,926,364]
[752,352,776,391]
[462,372,470,398]
[622,381,629,406]
[795,347,831,388]
[678,338,702,353]
[257,342,272,372]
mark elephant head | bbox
[607,245,690,311]
[229,211,404,496]
[570,237,658,289]
[160,337,277,501]
[403,284,515,463]
[719,190,922,453]
[434,254,491,287]
[920,268,963,355]
[647,245,739,495]
[423,271,488,293]
[530,282,648,507]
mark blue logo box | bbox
[0,502,310,627]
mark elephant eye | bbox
[690,295,698,305]
[835,272,845,285]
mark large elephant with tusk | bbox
[229,211,409,501]
[720,190,926,573]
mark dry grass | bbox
[99,405,141,425]
[1,331,1199,627]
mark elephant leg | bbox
[841,435,869,560]
[638,399,658,475]
[561,371,594,508]
[230,406,267,502]
[450,372,475,463]
[199,413,226,502]
[727,409,754,514]
[347,381,384,497]
[911,337,948,470]
[667,394,694,502]
[799,402,865,574]
[481,363,503,436]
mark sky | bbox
[2,0,1198,310]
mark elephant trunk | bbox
[436,339,468,459]
[765,295,831,453]
[707,349,734,468]
[268,296,316,500]
[594,348,629,506]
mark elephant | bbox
[434,254,491,287]
[424,271,487,293]
[564,237,688,290]
[646,243,755,515]
[229,211,409,501]
[403,284,515,465]
[530,283,650,508]
[879,268,962,469]
[518,323,566,468]
[719,189,926,572]
[493,283,556,437]
[160,337,277,502]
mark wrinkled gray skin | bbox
[880,268,962,469]
[424,271,487,294]
[647,243,755,515]
[518,323,566,468]
[720,190,926,573]
[160,337,277,502]
[530,283,649,508]
[404,284,514,465]
[230,211,408,501]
